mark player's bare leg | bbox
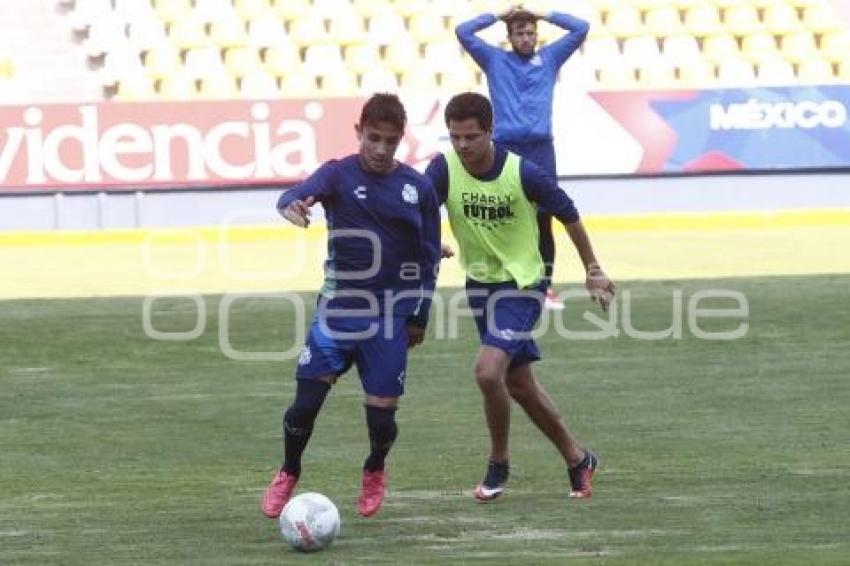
[472,346,512,501]
[506,364,598,498]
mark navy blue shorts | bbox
[497,139,557,180]
[465,279,545,369]
[295,313,408,397]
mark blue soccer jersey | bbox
[277,155,440,326]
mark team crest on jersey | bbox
[298,346,312,366]
[530,54,542,66]
[401,184,418,204]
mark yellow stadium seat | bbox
[384,41,420,74]
[345,44,382,75]
[320,70,360,97]
[607,6,644,38]
[210,18,248,49]
[796,58,835,84]
[756,56,796,85]
[303,44,346,77]
[678,58,715,87]
[802,5,843,34]
[128,19,169,52]
[703,34,740,63]
[328,13,367,45]
[312,0,352,18]
[153,0,192,24]
[582,36,621,68]
[358,0,397,19]
[288,17,330,46]
[114,0,157,23]
[717,58,756,86]
[194,0,235,22]
[263,43,301,76]
[724,5,763,35]
[280,72,320,98]
[224,46,263,77]
[85,14,129,57]
[399,68,439,93]
[247,17,286,48]
[622,35,660,68]
[168,18,209,50]
[713,0,749,8]
[685,5,725,36]
[234,0,273,20]
[184,46,226,80]
[272,0,310,21]
[645,7,684,37]
[101,47,145,87]
[367,12,410,46]
[440,63,477,92]
[820,31,850,64]
[741,32,778,63]
[409,12,451,43]
[837,61,850,83]
[199,73,240,99]
[750,0,785,8]
[430,0,472,17]
[597,59,637,90]
[764,4,802,35]
[144,45,182,80]
[423,41,463,73]
[240,71,280,98]
[638,58,677,89]
[670,0,702,8]
[661,34,701,67]
[158,71,198,100]
[780,31,818,64]
[360,68,399,94]
[115,76,157,101]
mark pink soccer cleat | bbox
[261,469,298,518]
[357,469,388,517]
[568,451,598,499]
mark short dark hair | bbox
[359,92,407,130]
[505,10,537,35]
[444,92,493,131]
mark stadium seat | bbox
[360,67,399,94]
[280,72,320,98]
[780,31,819,64]
[158,71,198,100]
[422,41,463,73]
[384,41,420,74]
[724,5,763,35]
[409,12,451,44]
[557,53,597,88]
[246,17,286,48]
[430,0,471,18]
[85,13,129,57]
[234,0,273,20]
[199,73,240,99]
[622,35,661,68]
[288,16,330,46]
[358,0,397,19]
[802,4,843,34]
[645,7,684,37]
[127,18,169,51]
[607,6,644,38]
[210,18,248,49]
[328,12,367,46]
[312,0,353,19]
[345,44,382,75]
[168,17,209,50]
[582,36,621,69]
[184,46,226,79]
[684,5,725,36]
[320,69,359,97]
[144,45,182,80]
[239,70,280,98]
[820,31,850,63]
[661,34,702,67]
[224,46,263,77]
[717,58,756,86]
[272,0,310,21]
[399,67,439,93]
[194,0,236,23]
[263,43,301,76]
[100,46,144,86]
[796,58,835,84]
[763,4,802,34]
[153,0,192,24]
[678,58,716,87]
[439,62,478,92]
[756,56,797,85]
[367,12,409,46]
[741,32,779,63]
[838,61,850,83]
[303,44,346,77]
[597,57,636,90]
[638,58,678,89]
[115,75,157,100]
[70,0,113,31]
[703,34,740,64]
[114,0,158,25]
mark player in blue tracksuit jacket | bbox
[262,93,440,520]
[456,5,589,309]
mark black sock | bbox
[363,405,398,472]
[281,379,330,477]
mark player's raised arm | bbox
[540,11,590,65]
[276,161,337,228]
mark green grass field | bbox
[2,276,849,564]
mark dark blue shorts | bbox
[497,139,557,180]
[295,313,408,397]
[465,279,545,370]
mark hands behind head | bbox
[585,264,616,312]
[281,196,316,228]
[498,2,547,21]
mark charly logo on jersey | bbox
[298,346,312,366]
[354,185,367,199]
[401,183,418,204]
[460,192,516,229]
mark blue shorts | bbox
[497,139,557,180]
[465,279,545,369]
[295,313,408,397]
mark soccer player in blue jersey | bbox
[261,93,440,519]
[456,4,589,311]
[425,92,614,502]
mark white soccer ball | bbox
[279,492,340,552]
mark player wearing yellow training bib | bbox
[424,92,615,503]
